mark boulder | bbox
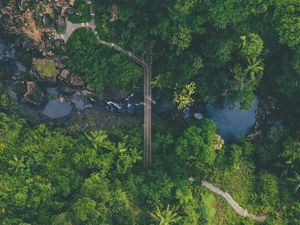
[24,81,47,106]
[17,0,27,12]
[42,15,49,27]
[59,69,70,80]
[32,59,57,85]
[69,0,75,7]
[86,84,95,92]
[69,75,84,87]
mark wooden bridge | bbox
[54,0,152,167]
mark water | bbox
[42,99,73,119]
[206,99,258,141]
[0,40,15,61]
[105,93,144,114]
[1,35,259,132]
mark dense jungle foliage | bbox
[0,0,300,224]
[0,110,298,225]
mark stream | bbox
[0,35,258,140]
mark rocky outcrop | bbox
[24,81,46,106]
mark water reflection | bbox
[206,99,258,141]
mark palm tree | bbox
[244,58,264,80]
[287,171,300,193]
[150,205,181,225]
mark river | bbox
[0,35,258,139]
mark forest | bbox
[0,0,299,224]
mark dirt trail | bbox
[201,180,266,223]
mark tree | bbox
[257,171,279,209]
[287,171,300,193]
[174,81,196,110]
[150,205,181,225]
[274,0,300,47]
[67,28,142,93]
[176,119,224,167]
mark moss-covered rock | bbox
[32,58,57,84]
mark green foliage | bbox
[67,28,142,93]
[173,81,196,110]
[199,193,216,225]
[274,0,300,47]
[68,0,92,23]
[150,205,181,225]
[176,119,223,168]
[2,0,300,224]
[33,59,56,77]
[257,171,279,210]
[240,34,264,60]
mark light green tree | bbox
[174,81,196,110]
[150,205,181,225]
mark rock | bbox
[55,60,65,70]
[193,112,203,120]
[101,86,132,101]
[69,75,84,87]
[24,81,46,106]
[58,95,65,103]
[32,59,57,85]
[11,75,18,80]
[11,81,27,96]
[86,84,95,92]
[59,69,70,80]
[54,16,66,33]
[17,0,28,12]
[59,86,76,95]
[71,90,93,110]
[42,15,49,27]
[54,39,64,49]
[69,0,75,6]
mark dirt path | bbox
[201,180,266,223]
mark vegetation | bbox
[0,0,300,224]
[67,28,142,93]
[68,0,92,24]
[33,59,56,77]
[0,109,298,224]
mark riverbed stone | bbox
[24,81,47,106]
[32,59,57,84]
[59,69,70,80]
[69,75,85,87]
